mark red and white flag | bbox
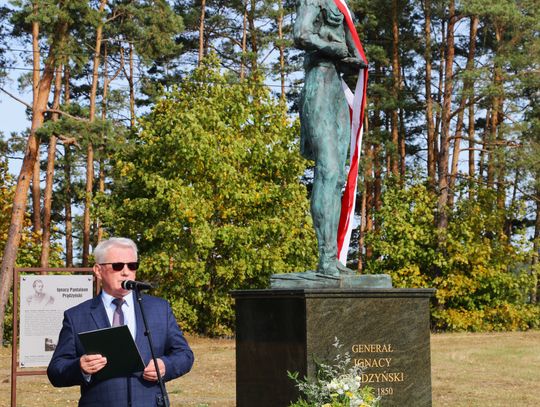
[334,0,369,265]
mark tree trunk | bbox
[390,0,400,177]
[40,65,63,268]
[434,19,446,160]
[31,155,41,232]
[360,139,374,268]
[97,43,110,243]
[478,107,490,180]
[277,1,286,101]
[468,17,479,199]
[0,18,67,342]
[467,101,476,197]
[448,105,464,209]
[372,64,383,224]
[128,43,135,128]
[240,1,248,80]
[449,16,478,208]
[82,127,95,266]
[30,2,41,233]
[492,25,506,211]
[373,141,382,220]
[247,0,259,76]
[63,64,73,267]
[424,0,436,189]
[32,2,39,109]
[198,0,206,66]
[358,185,367,273]
[64,143,73,267]
[357,114,371,272]
[399,107,406,180]
[437,0,456,235]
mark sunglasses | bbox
[100,262,139,271]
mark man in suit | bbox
[47,237,194,406]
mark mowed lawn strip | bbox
[1,331,539,406]
[431,330,540,407]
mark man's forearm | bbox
[48,357,85,387]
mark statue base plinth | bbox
[270,272,392,289]
[231,287,435,407]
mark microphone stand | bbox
[133,286,170,407]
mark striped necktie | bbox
[112,298,125,327]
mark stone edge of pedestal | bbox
[230,288,436,298]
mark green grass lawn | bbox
[1,331,539,406]
[431,331,540,407]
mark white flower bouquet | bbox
[288,338,381,407]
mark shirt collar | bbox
[101,290,133,308]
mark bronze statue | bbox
[271,1,392,288]
[294,0,366,275]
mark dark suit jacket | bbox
[47,293,194,407]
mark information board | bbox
[19,275,93,367]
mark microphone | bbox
[121,280,153,290]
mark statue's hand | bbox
[341,57,368,70]
[333,42,350,59]
[337,57,367,76]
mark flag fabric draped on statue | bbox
[334,0,369,265]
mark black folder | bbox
[78,325,145,381]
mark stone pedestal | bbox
[232,288,435,407]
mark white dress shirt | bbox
[101,290,137,339]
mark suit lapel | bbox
[89,293,110,330]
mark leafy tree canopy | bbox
[365,178,539,331]
[96,54,317,335]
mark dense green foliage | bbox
[96,56,317,335]
[365,178,539,331]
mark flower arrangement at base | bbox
[288,338,381,407]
